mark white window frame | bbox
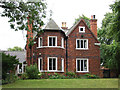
[38,57,43,72]
[61,58,64,72]
[76,39,88,50]
[48,36,57,47]
[38,37,43,47]
[61,37,64,48]
[76,58,89,72]
[48,57,57,71]
[79,26,85,33]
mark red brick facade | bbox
[26,17,101,76]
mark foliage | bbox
[0,0,47,32]
[97,1,120,76]
[2,52,19,80]
[65,72,76,78]
[21,73,28,80]
[74,14,90,28]
[8,46,23,51]
[84,74,99,79]
[2,73,18,85]
[26,64,39,79]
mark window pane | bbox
[77,40,80,48]
[40,59,42,70]
[84,40,87,48]
[49,37,52,46]
[53,58,56,70]
[40,38,42,46]
[49,58,52,70]
[53,38,56,46]
[84,60,87,71]
[81,40,83,48]
[81,60,83,71]
[77,60,80,71]
[80,28,83,31]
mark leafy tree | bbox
[98,0,120,76]
[74,14,90,28]
[0,1,47,65]
[0,1,47,32]
[8,46,23,51]
[2,52,19,80]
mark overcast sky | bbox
[0,0,115,50]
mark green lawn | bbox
[2,79,118,88]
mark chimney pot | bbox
[61,22,68,30]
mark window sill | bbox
[79,31,85,33]
[37,46,65,49]
[76,48,88,50]
[76,71,89,73]
[39,70,64,72]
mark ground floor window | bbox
[48,57,57,71]
[38,57,42,71]
[76,58,88,72]
[61,58,64,71]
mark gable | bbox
[67,19,99,43]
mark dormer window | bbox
[79,26,85,33]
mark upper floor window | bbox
[79,26,85,33]
[48,36,57,47]
[76,39,88,49]
[38,37,43,47]
[61,37,64,48]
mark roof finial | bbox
[49,10,53,20]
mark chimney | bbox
[89,15,97,37]
[61,22,68,30]
[26,17,33,66]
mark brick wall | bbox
[67,20,100,76]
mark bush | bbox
[119,75,120,78]
[2,73,18,85]
[21,73,28,80]
[84,74,99,79]
[65,72,76,78]
[26,64,39,79]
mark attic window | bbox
[79,26,85,33]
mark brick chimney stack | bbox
[26,17,33,66]
[61,22,68,30]
[89,15,97,37]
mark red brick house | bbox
[26,15,101,76]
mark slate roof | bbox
[44,19,60,30]
[2,51,26,63]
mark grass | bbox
[2,79,118,88]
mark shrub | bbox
[84,74,99,79]
[21,73,28,80]
[119,75,120,78]
[2,73,18,85]
[26,64,39,79]
[65,72,76,78]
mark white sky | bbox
[0,0,115,50]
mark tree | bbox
[0,1,47,66]
[8,46,23,51]
[98,0,120,76]
[0,1,47,32]
[2,52,19,80]
[74,14,90,28]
